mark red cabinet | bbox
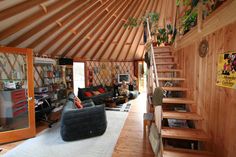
[0,89,28,118]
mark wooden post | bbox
[198,0,203,33]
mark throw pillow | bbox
[98,87,105,93]
[92,90,101,96]
[74,96,83,109]
[75,100,83,109]
[84,91,93,97]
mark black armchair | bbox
[60,94,107,141]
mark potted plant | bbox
[156,24,176,46]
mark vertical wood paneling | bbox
[175,21,236,157]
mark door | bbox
[0,47,35,144]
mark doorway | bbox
[138,62,147,93]
[73,62,85,95]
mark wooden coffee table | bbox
[104,96,128,108]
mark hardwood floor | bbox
[1,93,154,157]
[112,93,154,157]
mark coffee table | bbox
[104,96,128,108]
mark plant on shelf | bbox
[156,24,176,46]
[181,9,198,34]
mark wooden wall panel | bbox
[174,21,236,157]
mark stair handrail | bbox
[145,18,163,157]
[146,18,159,88]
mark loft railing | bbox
[145,18,163,157]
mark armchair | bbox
[60,94,107,141]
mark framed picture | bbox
[216,52,236,89]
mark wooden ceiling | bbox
[0,0,176,61]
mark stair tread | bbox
[156,62,176,65]
[157,69,182,72]
[163,98,195,104]
[158,77,186,81]
[162,87,188,91]
[155,56,174,59]
[163,111,203,120]
[163,148,213,157]
[162,127,209,141]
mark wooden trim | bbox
[174,0,236,50]
[0,47,36,144]
[26,49,36,136]
[0,46,31,54]
[0,0,47,21]
[73,57,135,62]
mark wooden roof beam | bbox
[8,0,85,47]
[71,0,127,58]
[104,0,146,60]
[0,0,68,41]
[27,0,94,50]
[131,29,144,60]
[116,0,152,61]
[58,0,115,57]
[54,0,116,58]
[40,0,101,56]
[125,0,158,60]
[0,0,48,21]
[89,0,141,60]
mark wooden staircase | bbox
[152,46,213,157]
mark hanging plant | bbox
[123,12,159,32]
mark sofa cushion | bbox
[92,85,104,91]
[98,87,105,93]
[78,87,92,100]
[75,100,83,109]
[84,91,93,97]
[92,90,101,96]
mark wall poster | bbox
[216,52,236,89]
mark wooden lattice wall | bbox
[0,52,27,88]
[0,53,61,88]
[86,61,135,86]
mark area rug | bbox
[3,111,128,157]
[105,102,131,112]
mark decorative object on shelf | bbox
[198,39,209,57]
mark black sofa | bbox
[77,85,113,105]
[60,93,107,141]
